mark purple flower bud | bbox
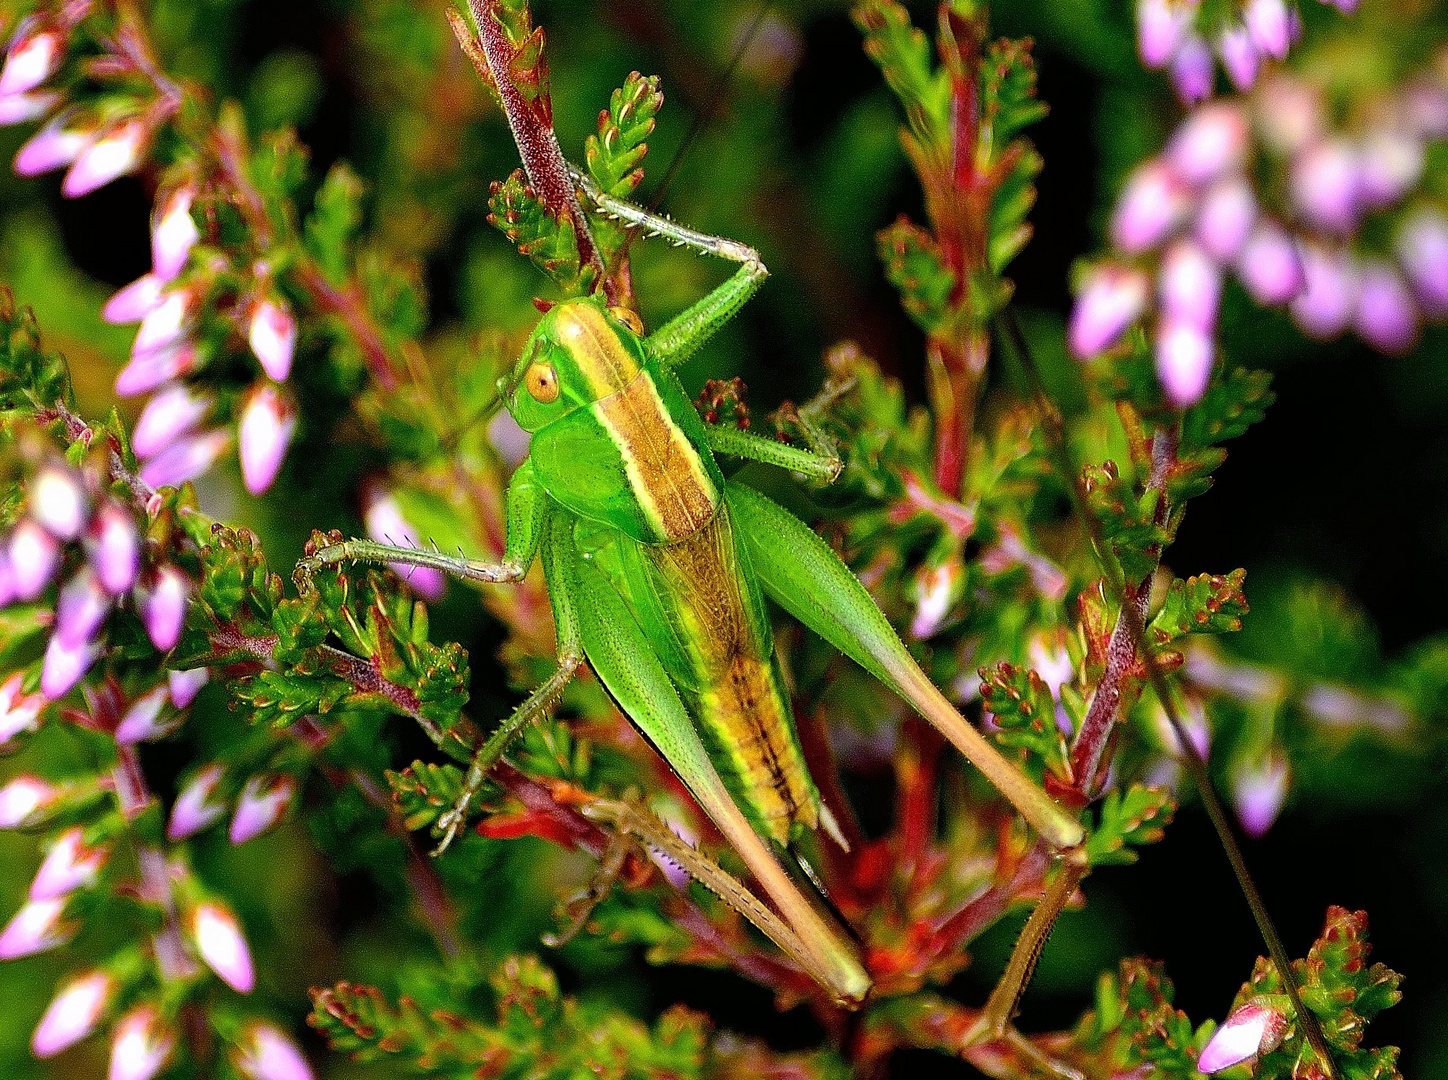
[61,117,147,198]
[1244,0,1290,58]
[1166,103,1247,186]
[151,185,198,282]
[1232,752,1288,836]
[1137,0,1193,69]
[911,555,964,640]
[1197,1001,1289,1073]
[14,115,87,176]
[1357,129,1423,208]
[229,773,296,845]
[1291,139,1361,234]
[1217,24,1260,90]
[1354,259,1419,354]
[0,89,61,125]
[249,298,296,381]
[108,1005,174,1080]
[364,490,447,601]
[55,566,110,646]
[1237,220,1305,305]
[115,686,175,744]
[138,428,229,489]
[1159,240,1222,330]
[1169,33,1213,105]
[132,383,211,458]
[1155,318,1214,407]
[190,901,255,992]
[10,518,61,600]
[0,26,60,97]
[30,826,107,900]
[131,289,191,360]
[169,667,209,709]
[32,969,113,1057]
[1255,74,1321,153]
[102,273,164,325]
[238,384,296,495]
[41,632,100,699]
[0,774,57,827]
[115,340,198,399]
[1290,244,1357,339]
[1395,207,1448,318]
[0,897,73,958]
[234,1023,315,1080]
[1325,0,1359,11]
[1111,161,1191,253]
[1194,177,1257,262]
[138,566,188,652]
[88,500,140,595]
[167,763,226,841]
[31,465,88,540]
[0,672,43,746]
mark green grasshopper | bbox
[297,174,1086,1014]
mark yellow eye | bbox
[609,306,644,335]
[525,362,560,404]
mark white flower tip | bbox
[1069,266,1149,357]
[0,897,72,959]
[249,298,296,381]
[32,970,113,1058]
[31,465,88,540]
[191,902,255,993]
[30,825,107,900]
[61,118,146,198]
[1155,319,1214,408]
[167,763,226,841]
[89,501,141,595]
[236,1023,315,1080]
[14,122,87,177]
[228,774,296,845]
[0,28,61,98]
[140,566,190,653]
[108,1006,174,1080]
[41,632,100,700]
[238,385,297,495]
[1197,1002,1287,1073]
[152,185,199,281]
[103,274,163,326]
[0,774,57,828]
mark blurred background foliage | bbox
[0,0,1444,1076]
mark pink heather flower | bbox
[911,556,963,640]
[1169,33,1213,105]
[249,298,296,381]
[41,632,100,699]
[168,667,209,709]
[30,826,107,900]
[138,428,230,489]
[108,1005,174,1080]
[1194,177,1257,262]
[1354,260,1419,354]
[56,566,110,646]
[238,384,297,495]
[1237,220,1305,305]
[190,901,255,992]
[115,686,174,744]
[1404,80,1448,138]
[1255,74,1322,154]
[132,383,211,457]
[235,1023,315,1080]
[0,26,61,97]
[14,116,88,176]
[138,566,188,652]
[168,763,226,841]
[1291,244,1357,339]
[0,774,57,827]
[131,289,191,359]
[10,518,61,600]
[1395,208,1448,319]
[0,672,44,746]
[1244,0,1290,58]
[1159,240,1222,330]
[88,501,140,595]
[115,341,198,398]
[61,117,147,198]
[1217,24,1260,91]
[487,409,532,468]
[102,274,164,325]
[32,970,113,1057]
[1137,0,1193,69]
[1166,103,1248,186]
[1291,139,1361,234]
[229,773,297,845]
[1197,1001,1289,1073]
[0,89,61,125]
[31,465,88,540]
[1154,318,1214,407]
[1232,752,1289,836]
[151,185,198,282]
[0,897,73,958]
[1112,161,1191,253]
[364,490,447,601]
[1358,129,1424,208]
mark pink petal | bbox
[0,897,73,958]
[1155,318,1214,407]
[30,826,108,900]
[0,89,60,126]
[1194,177,1257,262]
[1291,139,1361,234]
[1198,1002,1288,1073]
[132,383,211,458]
[237,384,296,495]
[1136,0,1193,69]
[1111,160,1191,253]
[14,117,87,176]
[911,556,963,640]
[1354,260,1419,354]
[151,185,198,282]
[1290,244,1357,339]
[55,566,110,646]
[87,500,140,595]
[1357,129,1423,208]
[0,28,61,97]
[0,774,57,827]
[248,298,296,381]
[168,667,209,709]
[9,518,60,600]
[190,902,255,992]
[32,970,113,1057]
[168,763,227,841]
[138,565,189,652]
[1232,753,1288,836]
[1216,24,1260,91]
[115,341,198,398]
[108,1006,174,1080]
[61,117,147,198]
[1236,220,1305,305]
[1244,0,1290,58]
[0,672,44,745]
[115,686,174,744]
[1169,33,1213,105]
[229,773,296,845]
[30,464,88,540]
[1395,207,1448,318]
[131,289,191,359]
[138,428,229,489]
[235,1023,315,1080]
[102,274,164,325]
[1069,265,1149,357]
[41,633,100,699]
[364,491,447,601]
[1255,74,1322,154]
[1159,240,1222,330]
[1165,103,1248,186]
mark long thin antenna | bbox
[994,309,1340,1079]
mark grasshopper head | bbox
[500,296,648,433]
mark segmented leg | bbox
[294,536,529,593]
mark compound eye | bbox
[524,362,560,404]
[609,306,644,335]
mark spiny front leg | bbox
[294,535,530,594]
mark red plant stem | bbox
[927,842,1051,960]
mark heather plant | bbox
[0,1,1441,1079]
